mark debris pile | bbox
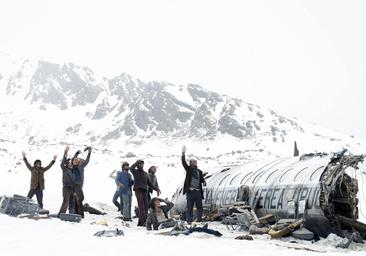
[221,204,313,240]
[0,194,41,217]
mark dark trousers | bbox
[27,187,43,209]
[186,190,203,222]
[112,190,122,212]
[147,192,152,207]
[74,185,84,218]
[135,189,148,226]
[59,186,74,214]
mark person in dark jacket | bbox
[147,166,160,205]
[71,147,91,186]
[146,197,175,230]
[130,160,161,226]
[22,151,57,209]
[58,146,76,214]
[181,145,206,223]
[69,146,92,218]
[116,162,134,221]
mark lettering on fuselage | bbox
[204,185,320,210]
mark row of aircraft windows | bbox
[214,166,325,187]
[176,165,326,195]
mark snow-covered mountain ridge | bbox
[0,51,365,164]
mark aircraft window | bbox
[252,169,267,184]
[240,172,253,185]
[205,175,212,179]
[219,173,231,186]
[220,168,231,173]
[252,158,290,184]
[279,168,293,182]
[178,188,183,194]
[310,166,325,181]
[294,167,309,182]
[265,169,280,183]
[229,173,241,185]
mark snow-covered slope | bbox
[1,52,366,255]
[1,52,365,161]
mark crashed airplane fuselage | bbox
[171,151,365,238]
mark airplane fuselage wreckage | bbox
[171,150,366,239]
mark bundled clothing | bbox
[69,148,92,217]
[74,148,91,186]
[146,199,175,230]
[147,173,159,204]
[181,153,205,222]
[169,223,222,237]
[130,162,159,226]
[23,157,55,209]
[59,153,76,214]
[115,170,134,219]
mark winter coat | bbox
[116,170,134,195]
[74,148,91,186]
[130,162,159,192]
[146,199,174,230]
[23,157,55,190]
[148,173,159,194]
[181,153,205,199]
[60,153,75,189]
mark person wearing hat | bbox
[130,160,161,226]
[22,151,57,209]
[115,162,134,221]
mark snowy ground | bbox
[1,208,366,256]
[1,146,366,255]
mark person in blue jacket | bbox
[116,162,134,221]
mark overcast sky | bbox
[1,0,365,139]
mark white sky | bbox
[1,0,365,139]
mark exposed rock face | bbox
[0,56,327,148]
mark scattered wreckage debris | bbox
[0,194,41,217]
[157,222,223,237]
[221,205,307,238]
[18,214,51,220]
[235,235,254,240]
[171,150,366,247]
[94,228,124,237]
[268,219,303,239]
[272,242,326,253]
[0,195,105,223]
[291,228,314,241]
[58,213,82,223]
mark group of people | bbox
[22,146,92,218]
[22,145,207,230]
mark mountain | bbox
[1,51,366,230]
[0,51,365,165]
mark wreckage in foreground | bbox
[171,150,366,239]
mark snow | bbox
[1,213,366,256]
[1,53,366,255]
[1,147,366,255]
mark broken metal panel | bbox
[0,195,40,217]
[319,151,364,237]
[171,150,365,238]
